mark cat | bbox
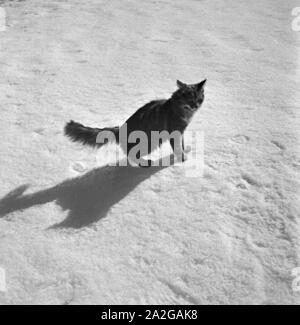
[64,79,206,166]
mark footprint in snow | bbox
[70,162,87,174]
[33,128,45,136]
[241,173,260,187]
[230,134,250,144]
[271,140,285,151]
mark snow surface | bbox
[0,0,299,305]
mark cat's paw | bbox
[184,145,192,153]
[138,159,153,168]
[176,153,188,162]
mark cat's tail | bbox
[64,120,119,148]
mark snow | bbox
[0,0,299,305]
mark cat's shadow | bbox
[0,156,174,229]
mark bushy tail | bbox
[64,120,119,148]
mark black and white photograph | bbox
[0,0,299,306]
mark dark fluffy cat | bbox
[65,79,206,165]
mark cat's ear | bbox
[177,80,187,89]
[196,79,207,91]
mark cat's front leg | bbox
[182,135,192,154]
[170,135,187,162]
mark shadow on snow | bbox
[0,156,174,229]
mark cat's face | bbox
[173,79,207,110]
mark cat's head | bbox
[172,79,207,110]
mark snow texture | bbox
[0,0,299,304]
